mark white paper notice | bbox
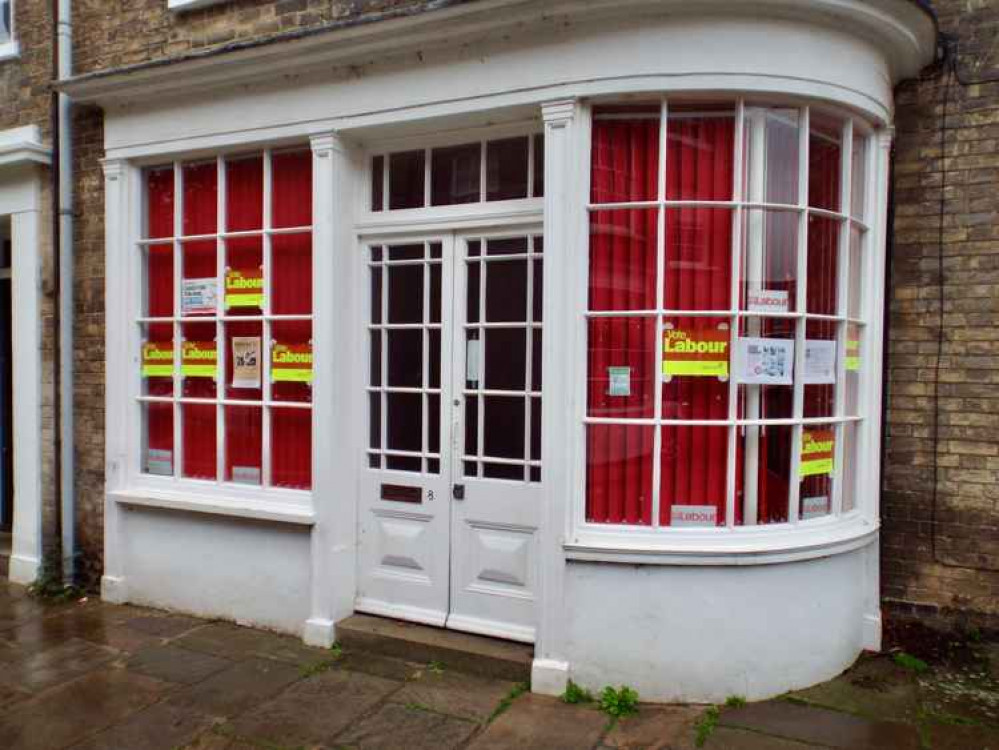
[747,289,789,314]
[801,496,830,520]
[737,337,794,385]
[804,340,837,385]
[231,337,261,389]
[466,339,481,382]
[182,277,217,315]
[607,366,631,397]
[146,448,173,476]
[671,505,718,528]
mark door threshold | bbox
[336,613,533,682]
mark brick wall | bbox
[885,0,999,630]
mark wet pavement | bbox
[1,582,998,749]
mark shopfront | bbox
[70,0,935,702]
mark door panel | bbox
[356,239,453,625]
[447,233,543,643]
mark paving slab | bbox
[0,667,169,750]
[0,636,119,693]
[335,702,478,750]
[335,650,425,681]
[67,701,218,750]
[173,621,333,665]
[125,643,233,685]
[388,668,517,722]
[1,601,166,653]
[602,705,705,750]
[166,656,302,718]
[0,588,71,633]
[701,727,829,749]
[789,655,922,723]
[124,613,207,639]
[719,701,921,750]
[467,693,607,750]
[924,721,999,750]
[229,667,399,746]
[0,681,31,710]
[178,730,263,750]
[919,665,999,727]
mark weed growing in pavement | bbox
[561,679,594,704]
[894,652,930,674]
[489,681,529,722]
[695,706,720,748]
[599,685,639,718]
[329,641,344,659]
[427,660,445,674]
[299,659,335,678]
[724,695,747,708]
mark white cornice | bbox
[58,0,935,107]
[0,126,51,169]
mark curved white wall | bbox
[564,543,876,702]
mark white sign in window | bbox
[736,337,794,385]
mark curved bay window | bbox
[139,149,313,491]
[585,100,872,531]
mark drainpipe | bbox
[53,0,75,583]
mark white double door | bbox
[356,229,543,643]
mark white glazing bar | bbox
[726,98,745,528]
[789,106,811,524]
[380,250,389,469]
[173,160,183,480]
[523,235,535,482]
[831,120,854,516]
[262,150,273,486]
[215,155,226,483]
[422,242,430,472]
[651,96,668,527]
[477,240,486,479]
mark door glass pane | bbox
[389,150,425,210]
[485,260,527,322]
[432,143,480,206]
[486,137,529,201]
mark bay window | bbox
[139,149,313,491]
[584,99,872,532]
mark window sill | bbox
[0,41,20,63]
[109,487,315,526]
[167,0,226,11]
[564,514,878,566]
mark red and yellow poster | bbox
[845,336,861,372]
[141,342,174,378]
[801,429,835,477]
[181,341,217,378]
[272,343,313,383]
[225,268,264,310]
[662,327,729,377]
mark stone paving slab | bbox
[125,643,233,685]
[0,636,119,693]
[67,700,218,750]
[165,656,302,718]
[173,620,332,665]
[388,668,518,722]
[702,727,828,749]
[467,693,608,750]
[336,701,478,750]
[601,705,704,750]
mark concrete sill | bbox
[109,488,315,526]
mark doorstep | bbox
[335,614,533,682]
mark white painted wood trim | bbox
[109,489,316,526]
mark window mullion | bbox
[651,96,668,528]
[789,106,810,525]
[831,120,853,516]
[172,160,183,480]
[726,98,746,528]
[262,149,273,487]
[215,155,226,484]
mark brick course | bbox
[886,0,999,629]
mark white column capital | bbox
[542,99,577,127]
[310,132,346,157]
[101,158,126,182]
[877,126,895,151]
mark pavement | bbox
[1,581,998,749]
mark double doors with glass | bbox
[357,229,543,643]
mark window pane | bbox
[372,155,384,212]
[848,226,864,319]
[225,406,262,485]
[586,423,653,525]
[387,330,422,388]
[389,150,425,210]
[181,241,217,317]
[387,262,424,323]
[808,114,842,212]
[225,155,263,232]
[851,133,867,219]
[145,166,174,239]
[845,324,863,417]
[431,143,480,206]
[485,259,527,323]
[532,133,545,198]
[483,396,525,462]
[142,403,174,476]
[804,319,837,419]
[181,321,217,399]
[386,392,422,456]
[224,237,263,316]
[484,328,526,391]
[225,320,263,400]
[589,208,658,311]
[739,423,792,525]
[272,150,312,229]
[272,233,312,315]
[182,161,217,236]
[182,403,216,480]
[591,107,659,204]
[271,408,311,489]
[806,215,840,315]
[662,317,730,419]
[664,207,732,311]
[744,107,800,205]
[661,425,728,527]
[800,424,835,520]
[144,243,174,318]
[842,421,860,513]
[666,108,734,201]
[272,321,312,403]
[737,316,794,421]
[588,316,655,419]
[741,209,797,313]
[141,324,173,397]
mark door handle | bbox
[452,484,465,501]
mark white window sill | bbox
[564,513,878,566]
[0,41,20,63]
[109,486,315,526]
[167,0,226,11]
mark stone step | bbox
[335,614,533,682]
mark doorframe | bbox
[0,126,50,584]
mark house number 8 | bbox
[427,490,434,502]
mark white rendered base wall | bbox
[563,544,875,703]
[115,506,312,635]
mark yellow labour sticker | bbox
[181,341,218,379]
[141,341,174,378]
[801,429,835,477]
[272,343,313,383]
[662,328,729,377]
[225,268,264,310]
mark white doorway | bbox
[356,228,543,643]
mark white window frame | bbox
[565,96,889,563]
[0,0,19,62]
